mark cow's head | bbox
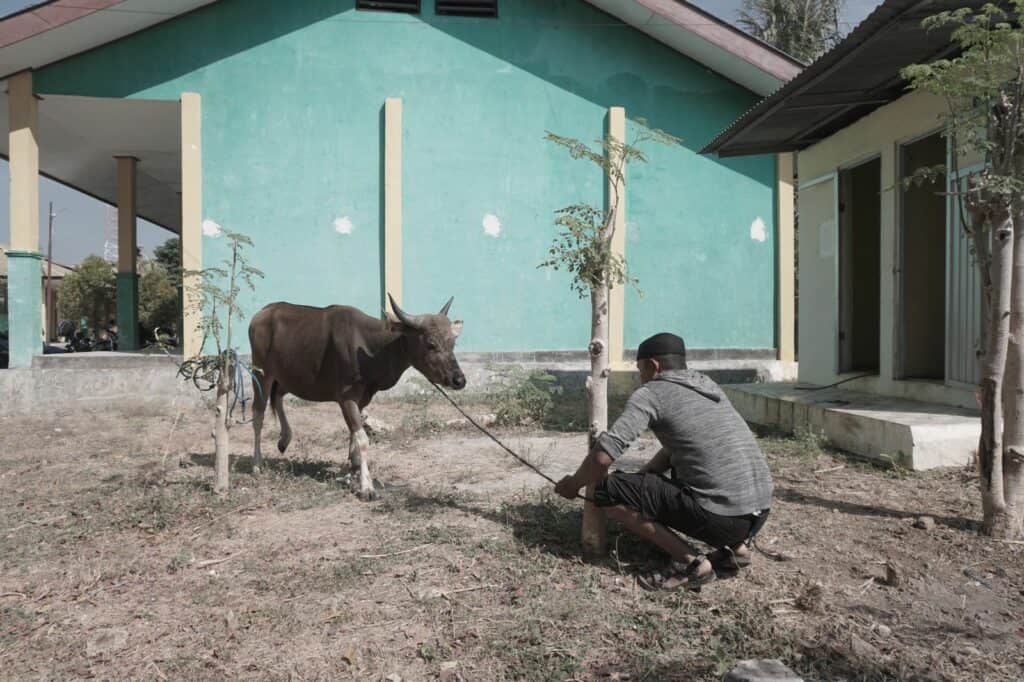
[387,294,466,390]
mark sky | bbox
[0,0,885,266]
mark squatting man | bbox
[555,332,773,590]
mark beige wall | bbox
[796,90,977,409]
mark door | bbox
[946,168,983,386]
[798,173,839,378]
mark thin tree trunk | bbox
[582,284,609,555]
[1001,200,1024,539]
[214,375,230,494]
[975,201,1013,535]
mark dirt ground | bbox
[1,391,1022,681]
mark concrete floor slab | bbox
[723,382,980,470]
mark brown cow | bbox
[248,294,465,499]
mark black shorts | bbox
[593,472,763,549]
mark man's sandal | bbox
[709,543,752,577]
[637,556,716,592]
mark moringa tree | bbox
[181,230,263,495]
[902,1,1024,539]
[541,115,678,553]
[738,0,845,63]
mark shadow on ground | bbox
[186,453,346,482]
[774,485,980,531]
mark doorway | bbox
[838,157,881,374]
[899,132,946,380]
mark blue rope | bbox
[175,348,263,425]
[228,349,264,425]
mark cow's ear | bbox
[384,310,407,333]
[450,320,464,338]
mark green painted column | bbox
[6,250,42,368]
[116,272,139,350]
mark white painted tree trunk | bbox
[582,284,609,555]
[974,204,1013,535]
[999,203,1024,539]
[214,358,231,495]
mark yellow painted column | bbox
[776,153,796,362]
[181,92,203,358]
[115,156,140,349]
[6,70,42,368]
[8,72,38,252]
[878,144,898,383]
[383,97,403,311]
[607,106,626,369]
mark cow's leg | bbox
[251,375,270,474]
[341,399,374,500]
[273,385,293,454]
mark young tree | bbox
[542,118,678,553]
[181,231,263,494]
[902,1,1024,539]
[738,0,845,63]
[58,255,116,331]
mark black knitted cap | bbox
[637,332,686,360]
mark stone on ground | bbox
[724,659,803,682]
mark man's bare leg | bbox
[603,505,713,580]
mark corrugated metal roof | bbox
[702,0,995,157]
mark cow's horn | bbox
[439,297,454,317]
[388,293,425,329]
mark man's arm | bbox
[555,388,658,499]
[555,449,613,499]
[639,447,671,475]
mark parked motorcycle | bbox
[93,321,119,352]
[58,319,93,352]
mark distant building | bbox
[0,245,75,340]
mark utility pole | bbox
[46,201,54,342]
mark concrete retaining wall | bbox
[0,352,797,417]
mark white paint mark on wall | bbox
[202,219,222,238]
[483,213,502,238]
[334,216,354,235]
[750,217,768,242]
[819,219,835,258]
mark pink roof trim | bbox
[632,0,801,81]
[0,1,123,51]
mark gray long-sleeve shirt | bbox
[595,369,772,516]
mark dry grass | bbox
[0,396,1022,680]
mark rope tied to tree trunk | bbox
[174,348,263,424]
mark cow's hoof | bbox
[277,439,289,454]
[252,464,262,476]
[358,487,379,501]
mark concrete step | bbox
[723,382,980,470]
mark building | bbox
[704,0,987,469]
[1,0,798,376]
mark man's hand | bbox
[554,475,579,500]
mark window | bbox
[356,1,420,14]
[436,1,497,18]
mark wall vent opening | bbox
[356,1,420,14]
[436,1,498,18]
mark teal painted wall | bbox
[35,0,775,353]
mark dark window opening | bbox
[356,1,420,13]
[436,1,498,18]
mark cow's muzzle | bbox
[451,372,467,390]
